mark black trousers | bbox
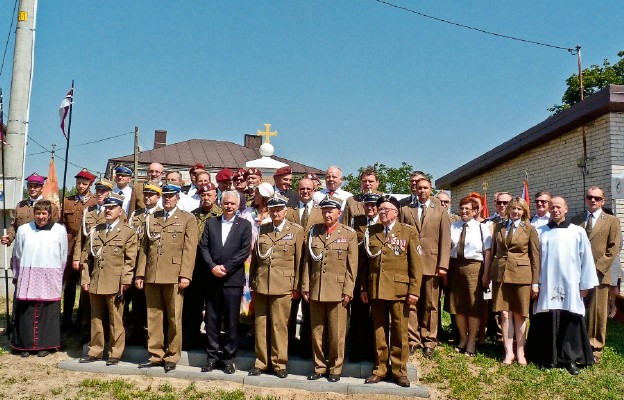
[205,285,243,364]
[182,261,208,349]
[287,297,312,358]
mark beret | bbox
[197,182,217,194]
[215,168,234,182]
[244,168,262,178]
[273,166,293,177]
[376,194,400,211]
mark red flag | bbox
[42,153,60,208]
[481,192,490,219]
[59,88,73,139]
[522,178,531,214]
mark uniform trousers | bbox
[370,299,409,379]
[583,283,610,354]
[205,285,243,365]
[145,283,183,363]
[253,293,291,371]
[409,275,440,349]
[88,293,125,359]
[309,300,347,375]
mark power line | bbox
[26,131,133,156]
[28,136,105,175]
[0,0,18,77]
[373,0,575,52]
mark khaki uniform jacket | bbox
[63,195,97,261]
[191,205,222,238]
[399,200,451,276]
[285,203,324,236]
[490,221,540,285]
[360,222,423,300]
[129,183,145,217]
[581,212,621,285]
[7,200,60,244]
[72,205,106,263]
[136,208,198,284]
[301,223,357,301]
[81,222,138,294]
[250,220,304,295]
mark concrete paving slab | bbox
[59,359,430,398]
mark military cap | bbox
[162,183,181,194]
[319,195,343,209]
[362,191,381,203]
[114,165,133,176]
[273,165,293,177]
[94,178,114,191]
[25,173,46,185]
[75,169,96,182]
[143,181,162,195]
[376,194,400,211]
[266,193,289,208]
[215,168,234,182]
[103,193,124,207]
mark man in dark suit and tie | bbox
[200,190,252,374]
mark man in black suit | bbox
[200,190,252,374]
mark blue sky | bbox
[1,1,622,187]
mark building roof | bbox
[108,138,323,174]
[436,84,624,189]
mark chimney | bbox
[154,130,167,149]
[244,134,261,150]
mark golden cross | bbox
[257,123,277,144]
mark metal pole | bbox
[133,126,139,186]
[60,81,74,219]
[1,90,11,335]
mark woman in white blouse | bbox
[447,196,492,356]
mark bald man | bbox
[130,162,164,215]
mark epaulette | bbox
[401,223,417,232]
[17,200,29,207]
[87,204,98,211]
[289,221,303,229]
[342,225,355,233]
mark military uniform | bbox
[250,220,303,372]
[361,222,423,380]
[136,207,198,364]
[81,220,137,360]
[342,191,382,228]
[301,222,357,376]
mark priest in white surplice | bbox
[526,196,598,375]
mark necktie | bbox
[329,191,335,196]
[274,226,279,238]
[505,223,513,247]
[117,190,123,196]
[106,224,112,236]
[420,204,427,224]
[301,205,309,228]
[384,227,389,237]
[585,214,593,237]
[457,222,467,259]
[164,212,169,222]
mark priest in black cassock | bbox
[526,196,599,375]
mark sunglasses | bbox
[535,199,549,204]
[440,200,450,204]
[495,201,509,206]
[585,195,604,201]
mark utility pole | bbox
[4,0,37,215]
[133,126,139,185]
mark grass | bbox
[420,314,624,400]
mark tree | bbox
[342,162,429,195]
[548,50,624,114]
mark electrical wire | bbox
[373,0,575,52]
[0,0,19,77]
[28,136,104,175]
[26,131,132,156]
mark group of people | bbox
[2,161,621,387]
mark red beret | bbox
[274,166,293,177]
[197,182,217,194]
[244,168,262,178]
[305,173,320,182]
[189,163,205,173]
[75,169,95,182]
[215,168,233,182]
[233,168,245,180]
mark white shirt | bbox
[114,185,133,215]
[221,216,235,245]
[273,220,286,233]
[298,200,314,219]
[367,215,379,226]
[450,219,492,260]
[313,188,353,211]
[177,192,198,212]
[187,184,198,198]
[417,199,431,221]
[530,212,550,228]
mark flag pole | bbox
[1,88,11,336]
[60,80,74,219]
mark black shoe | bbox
[37,350,50,358]
[328,374,340,382]
[20,352,30,358]
[223,364,236,374]
[106,358,120,366]
[79,356,100,363]
[307,372,323,380]
[201,361,217,372]
[275,369,288,379]
[248,367,263,376]
[138,360,162,368]
[164,362,176,372]
[409,345,417,356]
[565,362,580,376]
[423,347,434,359]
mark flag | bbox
[481,192,490,219]
[59,87,73,139]
[521,177,531,214]
[42,153,60,208]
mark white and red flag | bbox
[59,87,73,139]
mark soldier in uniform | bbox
[348,190,381,362]
[135,184,198,372]
[60,169,97,332]
[248,193,304,378]
[125,181,162,344]
[79,193,137,365]
[342,167,381,226]
[182,182,221,349]
[1,173,59,246]
[301,196,357,383]
[285,178,324,358]
[361,195,423,388]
